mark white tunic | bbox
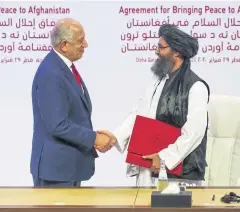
[113,74,209,187]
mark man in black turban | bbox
[99,24,211,187]
[151,24,199,79]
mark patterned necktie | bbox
[71,63,82,86]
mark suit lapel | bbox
[63,68,90,113]
[80,79,92,114]
[51,50,91,113]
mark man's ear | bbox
[173,50,180,58]
[59,40,68,53]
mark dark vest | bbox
[155,60,210,181]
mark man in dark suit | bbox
[30,18,114,187]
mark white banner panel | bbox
[0,1,239,186]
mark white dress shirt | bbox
[54,49,84,92]
[113,74,209,186]
[53,49,72,72]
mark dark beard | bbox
[151,55,175,80]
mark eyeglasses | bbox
[157,44,170,51]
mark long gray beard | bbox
[151,56,174,80]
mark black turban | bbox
[158,24,199,59]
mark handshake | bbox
[94,130,117,153]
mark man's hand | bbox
[94,133,112,153]
[97,130,117,145]
[143,153,160,174]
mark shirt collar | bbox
[53,49,72,71]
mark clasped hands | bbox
[94,130,117,153]
[94,130,161,173]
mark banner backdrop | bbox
[0,1,240,186]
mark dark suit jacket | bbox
[30,50,97,182]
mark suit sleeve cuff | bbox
[86,130,97,151]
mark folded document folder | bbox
[126,115,183,176]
